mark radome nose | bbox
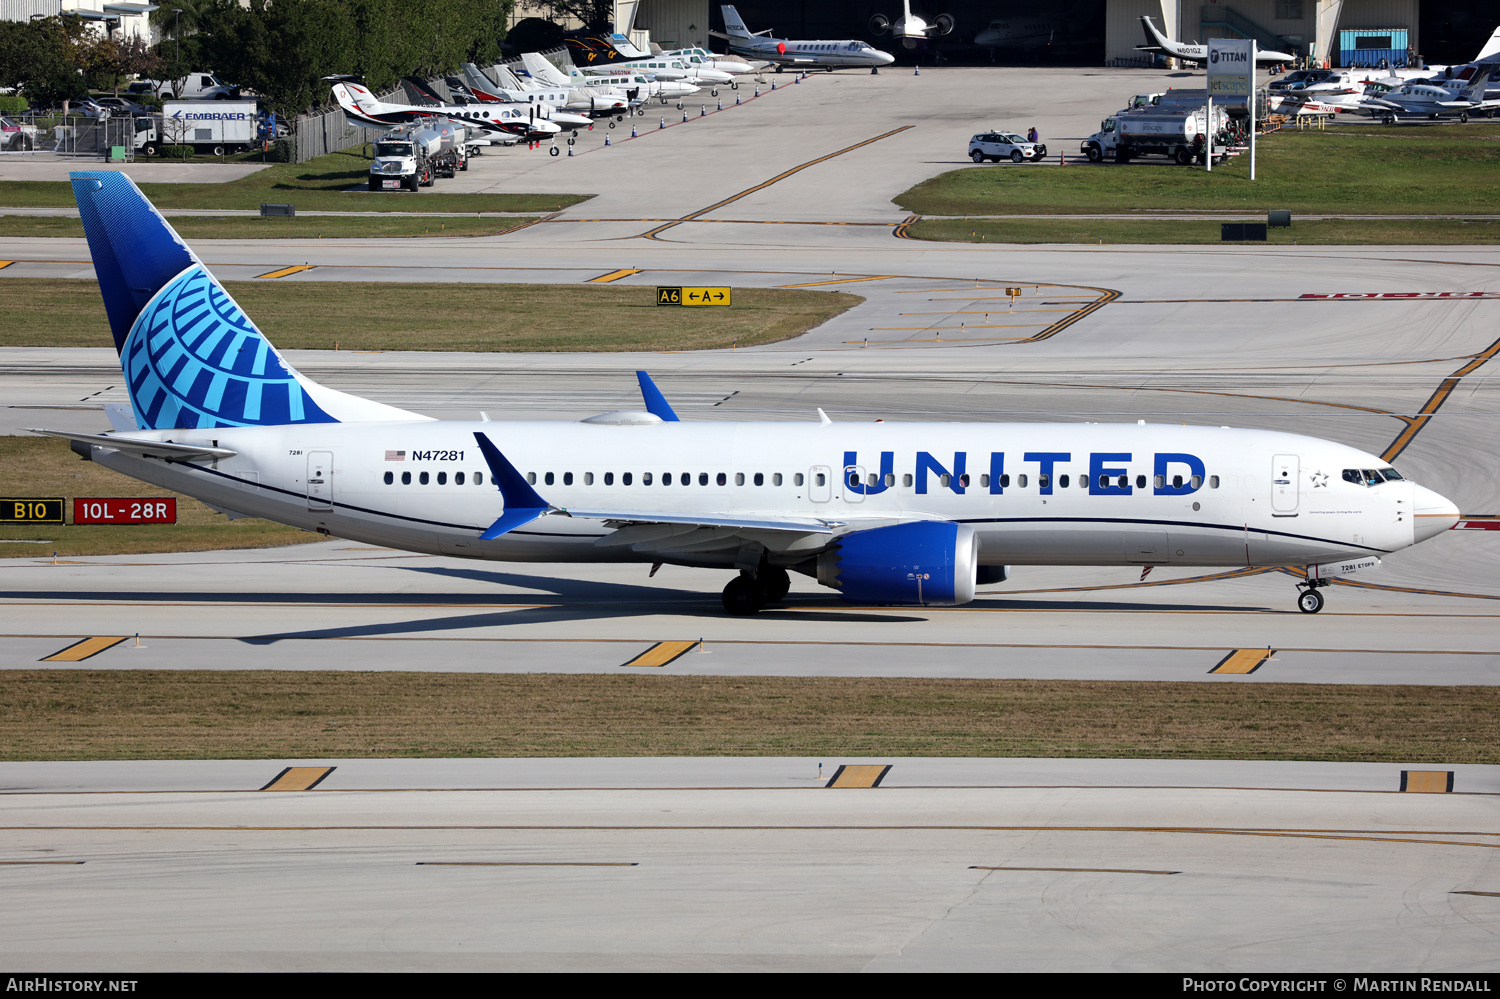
[1412,483,1460,543]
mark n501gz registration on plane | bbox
[37,172,1459,615]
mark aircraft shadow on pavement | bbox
[237,600,917,644]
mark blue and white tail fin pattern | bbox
[71,171,426,430]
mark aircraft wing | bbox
[558,509,835,533]
[26,428,237,460]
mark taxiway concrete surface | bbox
[2,758,1498,972]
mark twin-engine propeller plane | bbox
[33,173,1460,615]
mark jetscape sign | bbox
[1300,292,1500,299]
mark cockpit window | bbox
[1344,468,1395,487]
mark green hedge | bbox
[0,94,29,115]
[154,145,195,158]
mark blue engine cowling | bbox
[816,521,979,605]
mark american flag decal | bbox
[385,450,405,461]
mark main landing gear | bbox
[1296,577,1328,614]
[721,566,790,615]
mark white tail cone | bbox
[1412,483,1460,542]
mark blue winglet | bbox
[636,371,680,422]
[473,432,550,539]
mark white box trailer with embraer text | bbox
[161,101,258,154]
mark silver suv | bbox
[968,131,1045,163]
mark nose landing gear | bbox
[1296,578,1328,613]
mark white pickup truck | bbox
[128,73,240,101]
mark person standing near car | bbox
[1027,125,1039,144]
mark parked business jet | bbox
[712,5,895,71]
[1358,63,1499,121]
[37,173,1461,615]
[1137,15,1295,65]
[457,63,631,118]
[869,0,954,50]
[331,81,561,141]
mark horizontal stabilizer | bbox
[27,428,237,460]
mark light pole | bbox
[172,8,181,63]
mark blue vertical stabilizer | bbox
[69,170,340,430]
[71,171,196,354]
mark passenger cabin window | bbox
[604,472,614,485]
[475,473,483,485]
[699,472,709,486]
[1209,475,1219,488]
[437,472,447,485]
[384,471,393,485]
[419,472,429,485]
[643,472,653,485]
[544,472,554,486]
[564,472,573,486]
[622,472,632,485]
[736,473,745,486]
[584,472,593,485]
[795,473,805,486]
[773,473,783,486]
[456,472,465,485]
[752,473,761,486]
[902,473,912,487]
[1038,473,1050,489]
[815,473,826,487]
[1017,474,1027,487]
[1058,474,1069,488]
[527,472,537,484]
[402,471,411,485]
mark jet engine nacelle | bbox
[870,14,891,34]
[817,521,978,605]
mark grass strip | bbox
[1,672,1495,762]
[0,148,589,214]
[0,214,537,239]
[897,127,1500,217]
[0,279,862,352]
[0,437,314,557]
[906,217,1500,245]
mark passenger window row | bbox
[381,468,1223,492]
[523,471,796,487]
[383,471,485,486]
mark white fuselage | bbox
[90,419,1451,571]
[728,37,895,69]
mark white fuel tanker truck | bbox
[1081,103,1232,165]
[368,121,468,192]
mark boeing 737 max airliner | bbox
[31,172,1460,615]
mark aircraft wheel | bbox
[549,145,560,156]
[1011,149,1024,163]
[1460,112,1470,123]
[567,136,575,145]
[731,82,739,90]
[676,102,684,110]
[711,88,718,97]
[722,574,764,615]
[971,149,985,163]
[1297,588,1325,614]
[608,121,615,128]
[616,115,624,122]
[756,567,790,604]
[1383,114,1395,125]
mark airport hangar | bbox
[572,0,1474,67]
